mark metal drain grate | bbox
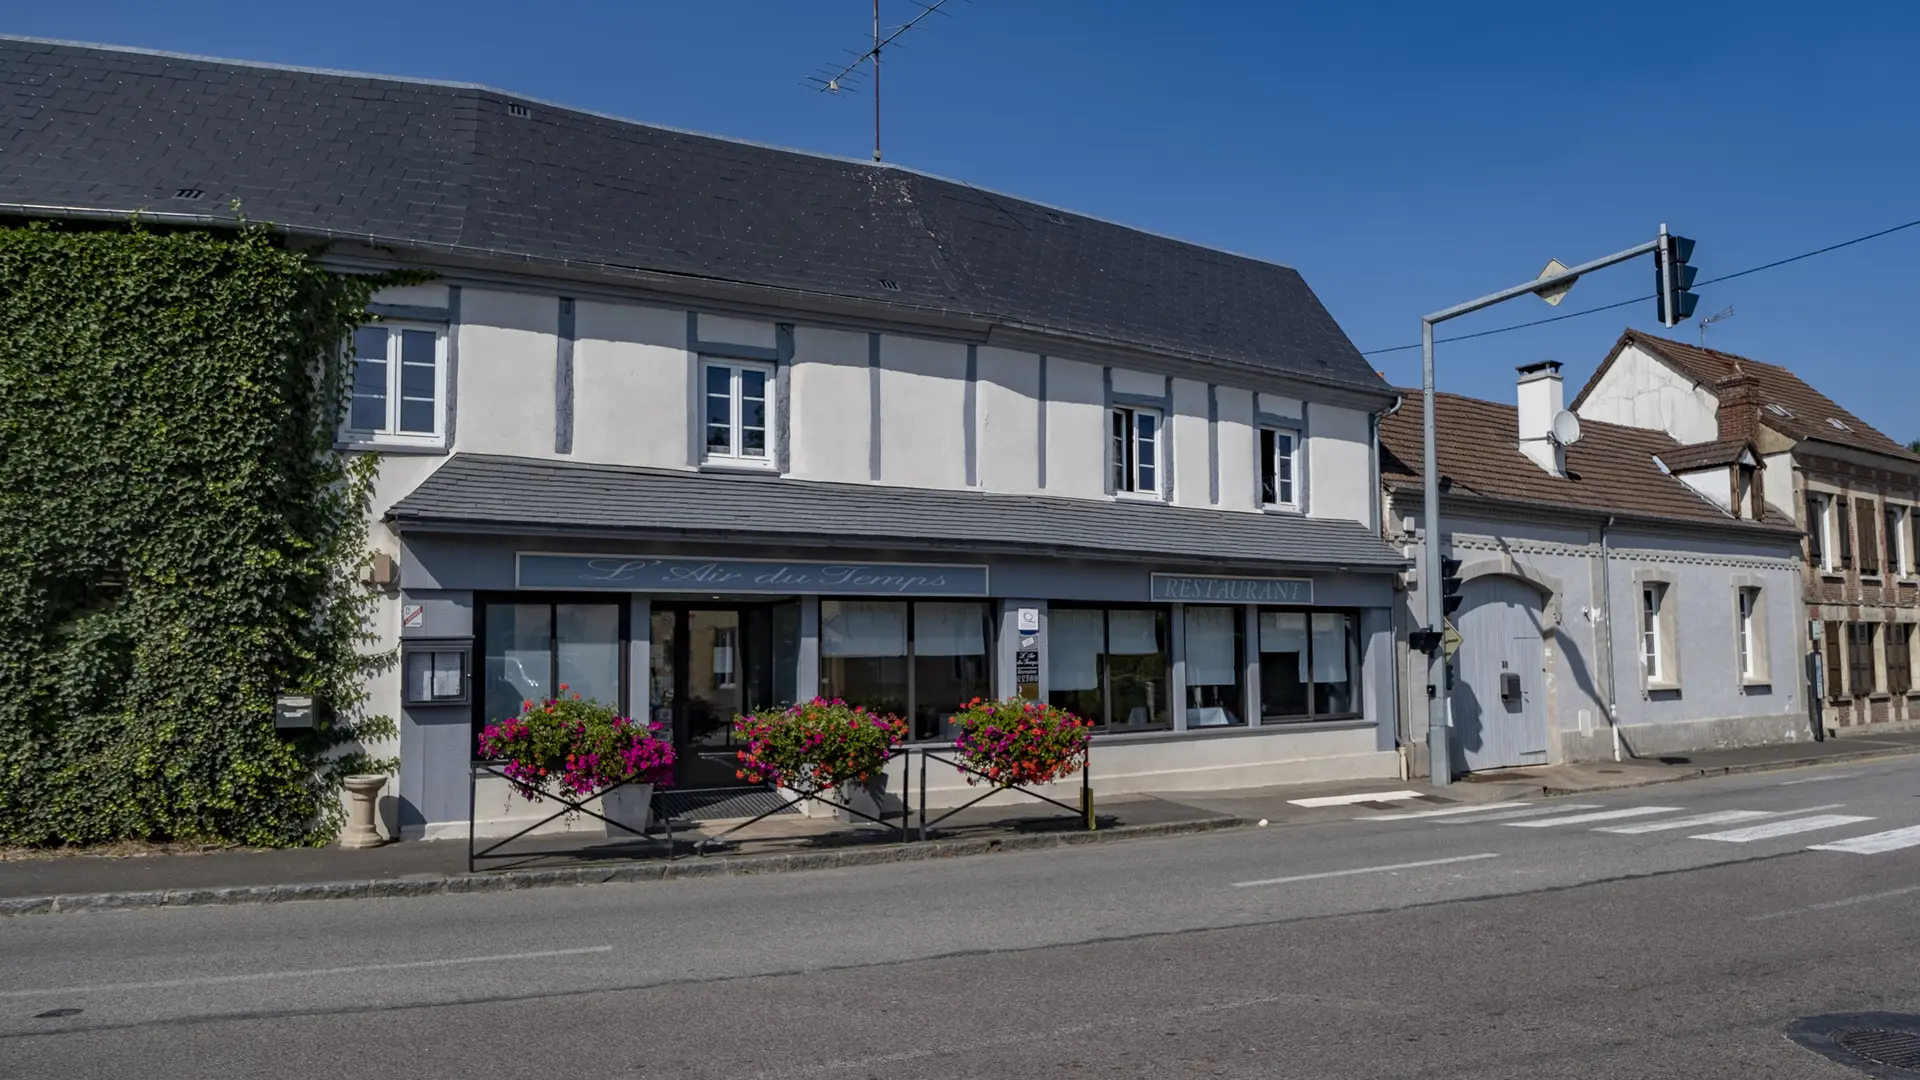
[1788,1013,1920,1078]
[655,786,797,822]
[1839,1030,1920,1072]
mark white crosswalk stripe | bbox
[1436,803,1602,824]
[1595,809,1779,834]
[1364,802,1526,821]
[1690,814,1874,842]
[1505,806,1679,828]
[1808,824,1920,855]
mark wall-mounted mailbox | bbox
[275,695,315,730]
[403,641,471,706]
[1500,672,1522,704]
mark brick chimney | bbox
[1715,369,1760,444]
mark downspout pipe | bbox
[1600,515,1622,762]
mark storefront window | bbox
[479,599,624,753]
[912,602,992,741]
[819,600,993,741]
[1048,607,1170,729]
[820,600,910,720]
[1259,608,1361,721]
[1184,606,1245,726]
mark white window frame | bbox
[1111,405,1163,498]
[699,358,776,467]
[1810,493,1835,571]
[340,321,449,449]
[1641,584,1665,682]
[1260,427,1300,510]
[1887,505,1911,577]
[1736,587,1759,680]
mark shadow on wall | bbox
[1451,669,1486,773]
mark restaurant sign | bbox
[517,554,989,596]
[1149,573,1314,604]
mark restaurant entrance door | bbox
[648,602,800,788]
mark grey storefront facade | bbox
[390,456,1408,839]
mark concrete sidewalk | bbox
[4,728,1915,915]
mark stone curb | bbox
[0,815,1250,917]
[1538,742,1920,797]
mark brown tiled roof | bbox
[1380,392,1797,532]
[1654,438,1753,473]
[1572,330,1920,462]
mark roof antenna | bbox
[1699,304,1735,347]
[804,0,967,162]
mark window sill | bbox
[1261,504,1304,516]
[1740,679,1772,691]
[1820,573,1846,583]
[1644,681,1682,694]
[336,436,450,456]
[697,460,778,475]
[1092,717,1373,744]
[1111,491,1168,505]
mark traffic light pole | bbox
[1419,233,1665,786]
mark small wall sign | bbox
[1017,607,1040,633]
[1149,574,1314,604]
[518,554,989,596]
[402,604,425,629]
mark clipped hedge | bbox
[0,221,400,846]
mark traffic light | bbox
[1440,557,1464,617]
[1655,232,1698,327]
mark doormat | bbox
[656,787,799,822]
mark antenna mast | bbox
[805,0,964,163]
[1699,304,1736,347]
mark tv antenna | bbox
[804,0,966,162]
[1699,304,1735,346]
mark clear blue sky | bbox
[15,2,1918,442]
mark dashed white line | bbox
[1232,852,1500,888]
[1748,884,1920,921]
[1438,803,1601,824]
[1594,809,1779,834]
[1,946,616,999]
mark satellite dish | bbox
[1550,410,1583,447]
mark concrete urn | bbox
[338,774,389,849]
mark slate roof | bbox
[387,455,1410,571]
[1653,438,1754,473]
[1379,392,1798,533]
[1573,330,1919,462]
[0,35,1386,395]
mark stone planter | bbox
[600,782,655,836]
[338,774,388,849]
[837,772,901,826]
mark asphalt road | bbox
[5,756,1920,1079]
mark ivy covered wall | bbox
[0,222,395,846]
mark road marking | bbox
[0,946,614,999]
[1780,774,1845,785]
[1748,884,1920,921]
[1288,790,1422,807]
[1438,803,1601,824]
[1504,806,1678,828]
[1232,852,1498,888]
[1809,824,1920,855]
[1595,809,1778,834]
[1364,801,1524,821]
[1690,814,1873,842]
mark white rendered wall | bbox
[877,335,968,490]
[1216,386,1258,511]
[976,345,1043,494]
[1045,357,1108,499]
[453,288,560,460]
[1306,402,1373,523]
[1171,378,1210,507]
[789,327,872,482]
[1576,343,1720,444]
[572,300,689,469]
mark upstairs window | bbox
[1857,499,1882,576]
[702,360,774,465]
[1736,587,1761,680]
[1886,505,1911,577]
[1111,406,1161,496]
[1260,428,1299,509]
[1806,493,1831,570]
[343,323,447,448]
[1640,585,1664,682]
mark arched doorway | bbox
[1451,575,1551,772]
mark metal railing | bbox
[466,761,673,873]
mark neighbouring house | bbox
[2,36,1412,840]
[1574,330,1920,733]
[1379,361,1807,775]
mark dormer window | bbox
[1828,417,1852,432]
[1765,403,1793,418]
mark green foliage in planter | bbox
[0,220,404,846]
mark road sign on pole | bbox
[1531,259,1575,306]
